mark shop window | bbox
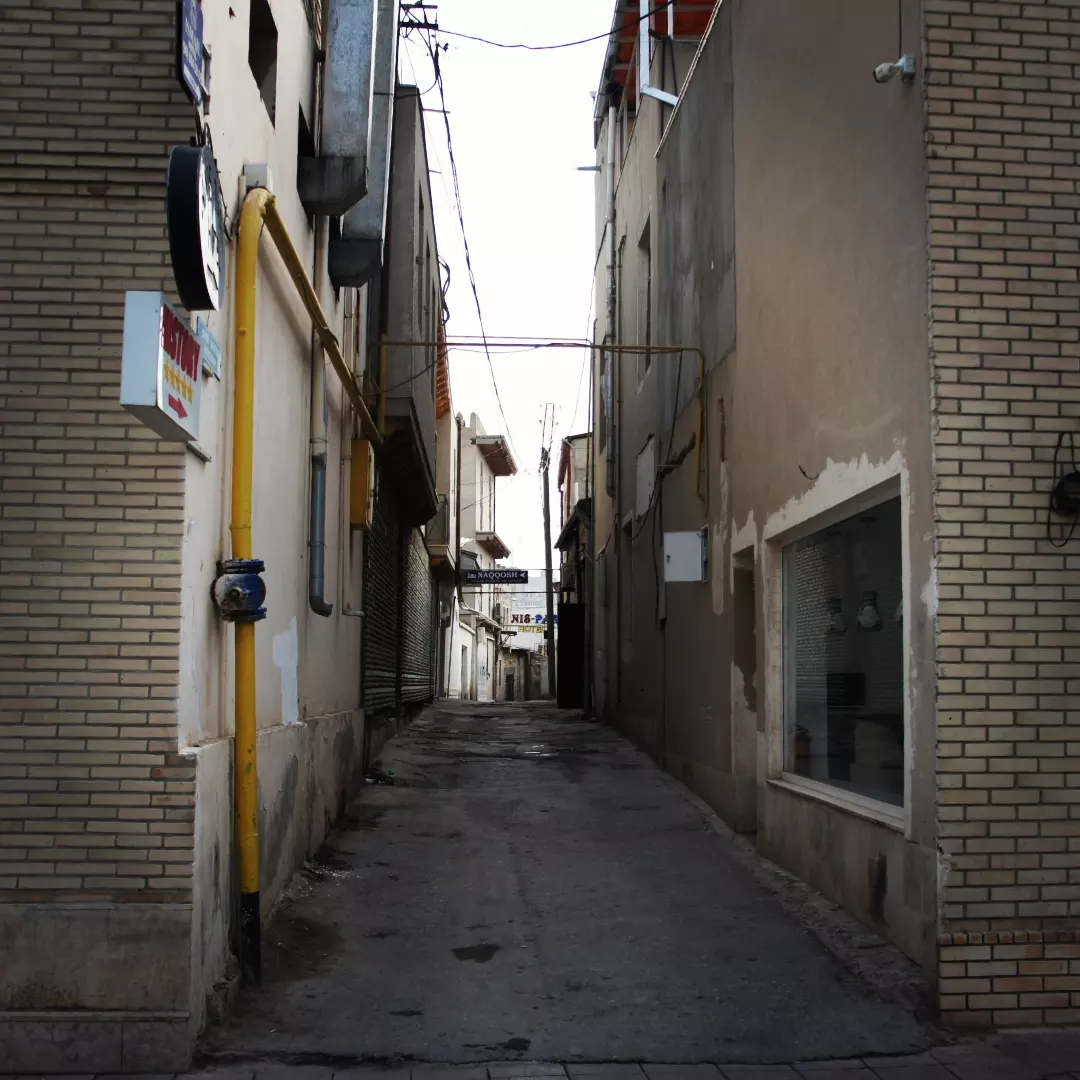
[248,0,278,124]
[783,496,904,807]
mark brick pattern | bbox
[925,0,1080,1024]
[939,928,1080,1026]
[0,1,196,899]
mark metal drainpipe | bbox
[455,413,463,601]
[308,15,333,618]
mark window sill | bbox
[767,774,904,833]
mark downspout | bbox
[309,215,334,617]
[227,186,382,985]
[603,103,617,715]
[604,106,617,492]
[455,413,463,600]
[309,0,334,619]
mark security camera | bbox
[873,54,916,84]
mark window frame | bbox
[762,472,911,834]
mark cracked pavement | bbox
[190,702,1077,1077]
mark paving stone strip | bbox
[19,1036,1077,1080]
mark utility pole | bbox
[541,446,556,700]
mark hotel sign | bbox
[120,291,202,442]
[509,612,557,627]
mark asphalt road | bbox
[205,701,930,1066]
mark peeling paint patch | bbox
[936,846,952,927]
[272,616,300,726]
[762,450,905,542]
[711,463,729,617]
[921,555,938,624]
[729,511,757,595]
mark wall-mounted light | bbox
[857,591,883,632]
[873,55,916,84]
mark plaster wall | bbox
[592,0,939,968]
[174,0,371,1042]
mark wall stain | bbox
[452,943,500,963]
[869,853,889,924]
[260,753,300,893]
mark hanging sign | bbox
[166,142,225,311]
[461,568,529,585]
[176,0,205,104]
[120,291,203,442]
[509,612,557,627]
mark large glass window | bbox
[783,496,904,807]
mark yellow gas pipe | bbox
[231,188,382,984]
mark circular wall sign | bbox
[166,143,225,311]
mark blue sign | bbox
[177,0,205,104]
[196,318,222,379]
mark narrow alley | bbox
[202,701,932,1068]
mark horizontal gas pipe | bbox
[231,187,382,985]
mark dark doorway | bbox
[557,602,585,708]
[505,673,515,701]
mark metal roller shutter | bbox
[362,466,400,712]
[400,526,435,704]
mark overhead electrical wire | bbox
[402,0,675,52]
[406,25,520,462]
[567,291,597,435]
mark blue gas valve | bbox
[212,558,267,622]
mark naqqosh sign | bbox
[461,568,529,585]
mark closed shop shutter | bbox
[400,526,435,704]
[362,466,400,712]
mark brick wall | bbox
[0,0,196,902]
[926,0,1080,1025]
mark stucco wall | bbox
[725,0,937,969]
[591,0,939,970]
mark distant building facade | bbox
[443,413,517,701]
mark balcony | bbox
[474,434,517,477]
[476,531,510,559]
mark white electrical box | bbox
[664,529,707,583]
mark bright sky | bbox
[399,0,612,572]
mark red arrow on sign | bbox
[167,394,188,420]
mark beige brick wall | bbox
[926,0,1080,1025]
[0,0,196,901]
